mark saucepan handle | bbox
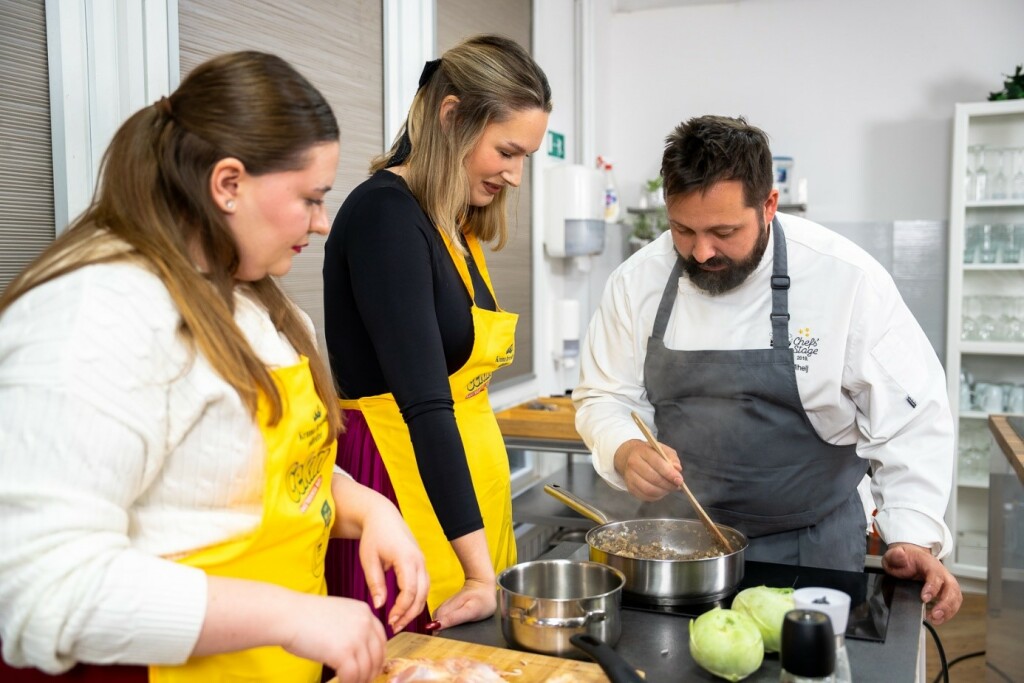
[570,633,645,683]
[508,605,607,628]
[543,484,611,525]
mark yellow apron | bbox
[340,232,518,613]
[150,357,336,683]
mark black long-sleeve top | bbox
[323,170,495,540]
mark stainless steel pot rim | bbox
[497,559,627,601]
[585,519,749,561]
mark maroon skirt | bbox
[0,658,147,681]
[323,409,431,638]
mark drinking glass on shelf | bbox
[1014,297,1024,342]
[1013,148,1024,199]
[977,295,1003,340]
[965,145,977,201]
[973,145,989,201]
[964,223,981,263]
[1002,222,1022,263]
[991,148,1009,200]
[1012,224,1024,263]
[961,295,980,340]
[1003,297,1024,342]
[958,369,974,411]
[979,224,998,263]
[1008,385,1024,414]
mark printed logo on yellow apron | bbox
[341,232,519,614]
[149,357,336,683]
[495,342,514,367]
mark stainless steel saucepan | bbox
[545,484,748,605]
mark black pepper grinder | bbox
[780,609,836,682]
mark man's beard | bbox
[681,216,770,295]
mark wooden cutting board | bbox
[356,632,611,682]
[494,396,582,443]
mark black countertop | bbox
[441,543,925,682]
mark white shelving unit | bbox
[945,99,1024,583]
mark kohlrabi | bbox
[731,585,796,653]
[688,607,764,681]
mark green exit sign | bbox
[547,130,565,159]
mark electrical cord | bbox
[924,621,948,683]
[985,660,1016,682]
[925,623,989,683]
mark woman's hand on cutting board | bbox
[431,577,498,630]
[431,529,498,629]
[613,438,684,501]
[882,543,963,625]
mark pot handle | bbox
[543,484,611,524]
[570,633,645,683]
[508,605,608,628]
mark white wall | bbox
[601,0,1024,223]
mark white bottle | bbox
[601,161,620,224]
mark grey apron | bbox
[644,218,869,571]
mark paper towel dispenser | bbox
[544,164,605,258]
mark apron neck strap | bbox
[651,215,791,347]
[652,258,685,340]
[768,216,790,349]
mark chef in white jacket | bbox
[574,115,962,625]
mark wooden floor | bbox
[923,591,987,683]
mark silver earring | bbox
[226,200,235,210]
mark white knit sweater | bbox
[0,262,313,673]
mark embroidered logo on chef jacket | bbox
[790,327,821,374]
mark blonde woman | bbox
[323,35,551,634]
[0,52,427,683]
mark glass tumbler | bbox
[961,295,980,341]
[1003,223,1022,263]
[991,148,1009,200]
[979,224,998,263]
[1014,148,1024,199]
[973,145,989,201]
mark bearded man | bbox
[573,115,962,625]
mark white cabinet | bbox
[945,100,1024,581]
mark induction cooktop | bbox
[621,560,893,643]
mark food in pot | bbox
[591,525,723,560]
[689,608,764,681]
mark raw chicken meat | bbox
[384,657,510,682]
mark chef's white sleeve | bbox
[844,277,955,559]
[573,270,656,491]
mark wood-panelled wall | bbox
[437,0,536,386]
[178,0,382,357]
[0,1,54,294]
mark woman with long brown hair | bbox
[323,34,551,634]
[0,51,426,683]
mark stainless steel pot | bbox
[497,559,625,658]
[545,484,748,605]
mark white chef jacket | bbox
[573,213,954,558]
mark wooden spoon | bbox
[630,411,735,554]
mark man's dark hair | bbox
[661,115,774,208]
